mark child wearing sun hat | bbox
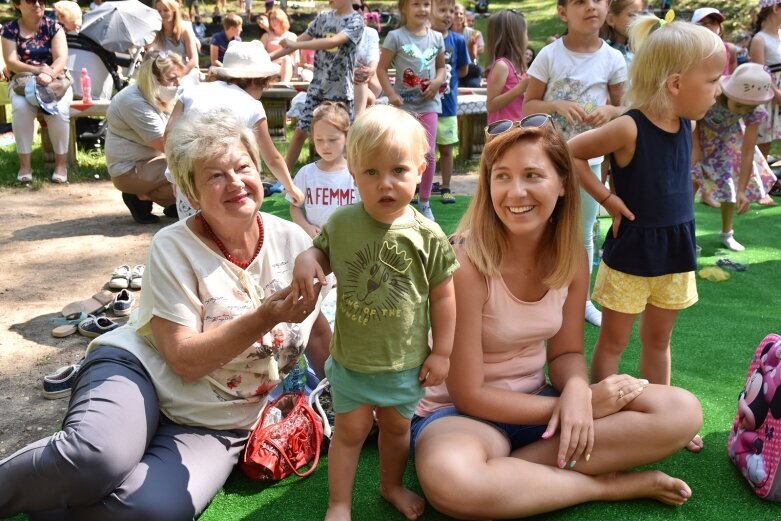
[691,63,779,251]
[691,7,736,74]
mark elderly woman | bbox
[106,52,185,223]
[1,0,72,183]
[0,109,320,520]
[411,123,703,518]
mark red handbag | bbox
[241,392,324,481]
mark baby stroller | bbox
[69,0,161,149]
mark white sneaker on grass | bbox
[585,300,602,327]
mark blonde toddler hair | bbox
[347,105,428,176]
[53,1,82,30]
[625,16,724,116]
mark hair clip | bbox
[651,10,675,32]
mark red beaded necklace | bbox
[199,213,264,269]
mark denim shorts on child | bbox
[592,261,698,315]
[296,96,355,132]
[410,385,559,450]
[324,356,425,419]
[436,116,458,146]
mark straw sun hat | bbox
[720,63,774,106]
[212,40,281,78]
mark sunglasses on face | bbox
[485,113,554,138]
[23,0,46,6]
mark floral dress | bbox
[0,17,59,66]
[692,99,777,203]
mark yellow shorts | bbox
[436,116,458,145]
[592,262,698,315]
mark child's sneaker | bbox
[42,359,83,400]
[418,202,435,221]
[720,231,745,252]
[440,188,456,204]
[585,300,602,327]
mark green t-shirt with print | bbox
[313,203,459,374]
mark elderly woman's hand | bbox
[260,284,318,324]
[544,378,594,469]
[590,374,648,419]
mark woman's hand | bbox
[259,284,316,324]
[419,352,449,387]
[603,193,635,238]
[36,66,55,86]
[590,374,648,419]
[544,379,593,469]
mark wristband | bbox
[599,192,612,205]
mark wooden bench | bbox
[456,94,487,161]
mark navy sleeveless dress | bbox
[602,109,697,277]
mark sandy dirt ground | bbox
[0,174,478,457]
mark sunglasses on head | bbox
[485,113,554,138]
[23,0,46,6]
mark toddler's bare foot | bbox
[759,195,777,206]
[685,434,703,453]
[699,192,719,208]
[599,470,692,506]
[324,502,351,521]
[381,485,425,520]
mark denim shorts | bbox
[410,385,559,451]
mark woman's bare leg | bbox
[590,308,636,383]
[415,385,701,520]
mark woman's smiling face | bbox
[490,139,565,240]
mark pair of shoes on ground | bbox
[42,358,84,400]
[585,300,602,327]
[720,231,745,252]
[112,288,134,316]
[109,265,144,290]
[78,315,122,338]
[122,193,160,224]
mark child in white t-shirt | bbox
[287,102,359,238]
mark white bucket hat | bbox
[720,63,774,105]
[691,7,724,25]
[212,40,281,79]
[24,79,59,115]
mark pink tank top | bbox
[416,274,569,416]
[487,58,525,124]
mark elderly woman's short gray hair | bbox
[165,108,260,202]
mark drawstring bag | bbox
[241,392,323,481]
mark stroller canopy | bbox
[80,0,162,54]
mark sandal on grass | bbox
[440,188,456,204]
[716,258,747,272]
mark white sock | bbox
[585,300,602,327]
[720,231,745,252]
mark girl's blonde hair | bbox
[166,108,260,203]
[136,51,185,113]
[311,101,351,136]
[625,16,723,115]
[347,105,428,174]
[154,0,184,46]
[485,9,528,73]
[268,7,291,32]
[454,127,581,288]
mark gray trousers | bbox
[0,347,249,521]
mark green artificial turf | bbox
[195,195,781,521]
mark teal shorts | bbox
[324,356,425,419]
[436,116,458,146]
